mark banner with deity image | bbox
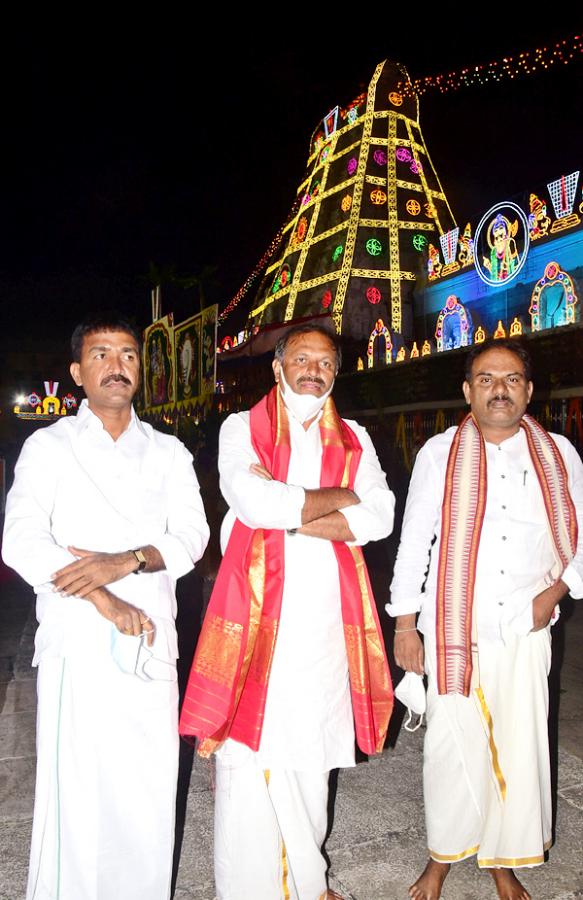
[174,314,201,405]
[143,315,175,410]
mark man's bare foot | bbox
[409,859,450,899]
[490,867,531,900]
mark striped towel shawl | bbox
[436,412,578,696]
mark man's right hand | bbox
[88,588,155,647]
[394,616,424,674]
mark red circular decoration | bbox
[321,290,332,308]
[545,262,559,280]
[366,286,381,305]
[296,216,308,242]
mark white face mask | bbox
[278,369,333,424]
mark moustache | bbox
[488,395,512,406]
[101,374,132,387]
[297,376,325,387]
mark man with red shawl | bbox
[181,324,395,899]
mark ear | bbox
[526,380,533,403]
[272,358,281,385]
[462,380,471,405]
[70,362,82,387]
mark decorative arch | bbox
[435,295,472,352]
[367,319,393,368]
[529,261,578,331]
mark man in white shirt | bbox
[180,324,395,900]
[2,314,209,900]
[388,339,583,900]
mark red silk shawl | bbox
[179,387,393,757]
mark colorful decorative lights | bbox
[321,289,332,308]
[396,148,411,162]
[413,234,428,251]
[399,35,583,97]
[439,228,459,266]
[347,157,358,175]
[332,245,344,262]
[435,295,471,352]
[341,194,353,212]
[367,318,392,367]
[474,326,486,343]
[366,238,383,256]
[370,189,387,205]
[406,199,421,216]
[529,261,578,330]
[473,202,530,287]
[366,286,382,304]
[494,320,507,338]
[373,150,388,166]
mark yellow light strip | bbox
[352,268,415,280]
[311,221,349,244]
[306,117,362,166]
[387,112,402,331]
[399,221,436,231]
[331,61,384,333]
[284,131,339,322]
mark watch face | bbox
[133,549,147,571]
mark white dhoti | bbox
[28,648,179,900]
[214,740,329,900]
[423,627,552,869]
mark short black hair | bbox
[71,313,142,362]
[464,337,532,382]
[274,323,342,373]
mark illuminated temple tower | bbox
[247,59,457,344]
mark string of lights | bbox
[218,196,301,323]
[400,34,582,97]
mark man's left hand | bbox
[51,548,137,597]
[531,579,568,631]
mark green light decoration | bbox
[366,238,383,257]
[332,245,344,262]
[413,234,428,251]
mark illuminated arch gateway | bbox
[529,261,578,331]
[367,319,393,367]
[435,295,472,352]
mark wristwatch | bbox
[131,548,147,574]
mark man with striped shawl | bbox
[388,338,583,900]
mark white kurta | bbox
[219,408,395,772]
[2,400,209,900]
[388,425,583,867]
[214,406,394,898]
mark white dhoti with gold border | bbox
[423,627,552,869]
[27,637,179,900]
[214,740,329,900]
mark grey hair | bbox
[274,323,342,373]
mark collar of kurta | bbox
[436,412,578,697]
[74,399,149,440]
[180,386,393,757]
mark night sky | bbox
[0,22,581,344]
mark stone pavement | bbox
[1,567,582,900]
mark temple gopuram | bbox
[140,58,582,481]
[213,59,582,475]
